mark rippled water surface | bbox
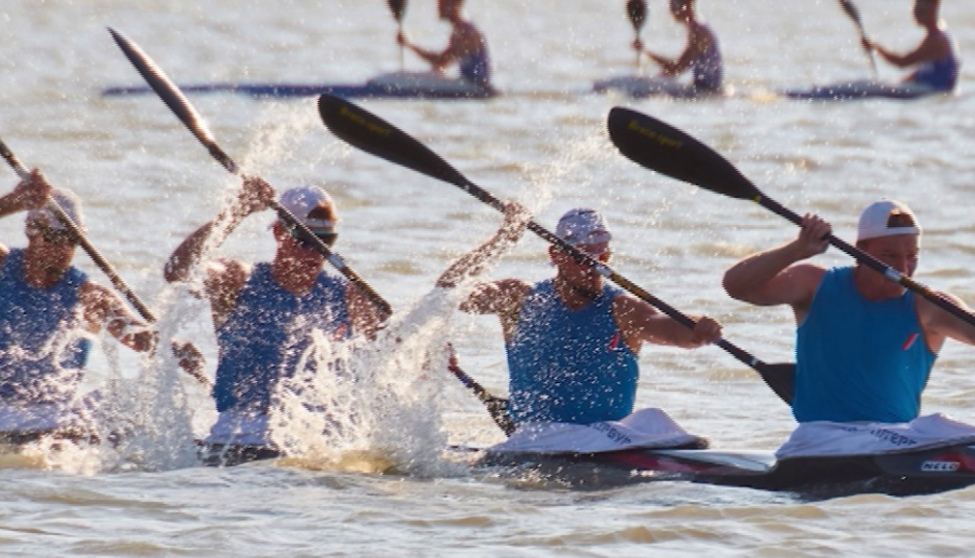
[2,1,975,555]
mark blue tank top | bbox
[213,263,352,413]
[793,266,936,423]
[505,279,639,425]
[913,49,960,91]
[0,249,90,405]
[691,24,723,91]
[457,24,491,86]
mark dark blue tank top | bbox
[793,267,936,423]
[912,31,960,91]
[691,23,723,91]
[505,279,639,425]
[0,249,90,405]
[913,56,960,90]
[213,263,351,413]
[458,24,491,86]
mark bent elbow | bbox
[721,273,748,301]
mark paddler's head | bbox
[549,208,613,293]
[856,199,921,277]
[273,186,339,253]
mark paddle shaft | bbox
[627,0,648,70]
[448,362,515,435]
[107,28,392,320]
[388,0,407,70]
[0,138,156,323]
[839,0,878,78]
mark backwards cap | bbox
[278,186,337,231]
[856,199,921,242]
[26,188,85,232]
[555,208,612,246]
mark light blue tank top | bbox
[691,23,723,91]
[213,263,351,413]
[505,279,639,425]
[0,249,90,405]
[793,266,936,423]
[458,24,491,86]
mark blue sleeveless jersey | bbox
[458,24,491,86]
[912,31,960,91]
[505,279,639,425]
[213,263,351,413]
[0,249,90,405]
[793,266,936,423]
[691,23,723,91]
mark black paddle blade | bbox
[838,0,863,27]
[317,94,470,189]
[627,0,648,31]
[754,362,795,406]
[607,107,761,202]
[107,27,237,174]
[388,0,407,21]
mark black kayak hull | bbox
[479,442,975,496]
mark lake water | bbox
[2,0,975,555]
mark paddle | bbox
[606,106,975,330]
[0,137,210,387]
[107,27,392,320]
[316,93,795,406]
[627,0,648,71]
[448,360,514,435]
[388,0,408,71]
[838,0,878,78]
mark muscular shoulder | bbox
[461,278,531,315]
[689,22,716,51]
[611,293,659,327]
[770,263,828,305]
[451,20,485,49]
[204,258,250,295]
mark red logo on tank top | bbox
[902,332,919,350]
[609,332,620,350]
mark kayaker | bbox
[437,205,723,427]
[164,177,383,452]
[0,171,157,436]
[861,0,960,92]
[396,0,492,87]
[631,0,723,93]
[723,200,975,424]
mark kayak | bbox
[477,441,975,497]
[102,71,498,100]
[780,79,948,101]
[472,411,975,496]
[197,440,281,467]
[592,75,729,99]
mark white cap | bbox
[278,186,336,231]
[26,188,85,232]
[555,208,612,246]
[856,199,920,242]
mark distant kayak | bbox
[781,79,949,100]
[103,71,498,100]
[592,75,729,99]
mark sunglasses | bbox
[27,225,76,246]
[286,225,338,249]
